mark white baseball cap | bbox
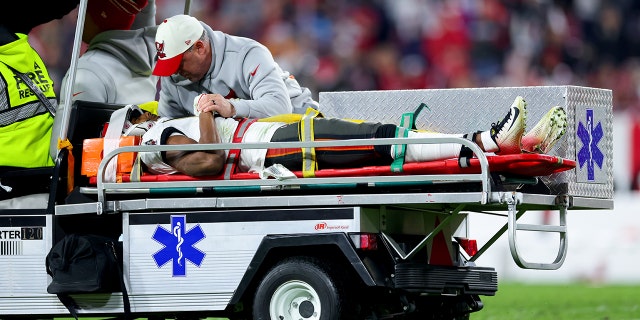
[153,15,204,76]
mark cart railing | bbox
[94,136,492,214]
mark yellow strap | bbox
[57,138,74,195]
[258,113,303,123]
[299,108,323,178]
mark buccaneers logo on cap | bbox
[155,41,166,58]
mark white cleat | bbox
[491,96,527,155]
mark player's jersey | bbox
[139,117,283,174]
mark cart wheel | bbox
[252,257,345,320]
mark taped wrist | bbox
[193,94,206,116]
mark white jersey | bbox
[139,117,283,174]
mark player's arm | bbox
[165,112,225,176]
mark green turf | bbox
[474,282,640,320]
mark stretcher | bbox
[86,153,575,184]
[84,135,575,202]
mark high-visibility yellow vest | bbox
[0,33,55,168]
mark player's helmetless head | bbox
[123,107,159,136]
[130,110,159,124]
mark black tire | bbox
[252,256,346,320]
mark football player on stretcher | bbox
[119,96,567,178]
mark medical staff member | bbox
[0,26,57,200]
[0,27,56,169]
[152,14,318,120]
[59,0,157,106]
[53,0,159,160]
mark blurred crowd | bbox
[27,0,640,113]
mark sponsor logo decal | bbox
[314,222,349,231]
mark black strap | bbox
[57,294,80,319]
[458,132,480,168]
[110,241,131,320]
[410,103,430,130]
[1,63,56,117]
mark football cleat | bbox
[491,96,527,154]
[522,106,567,153]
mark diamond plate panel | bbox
[319,86,613,200]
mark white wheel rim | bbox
[269,280,321,319]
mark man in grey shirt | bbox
[59,0,158,106]
[52,0,159,159]
[152,14,318,119]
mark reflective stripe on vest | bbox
[0,60,57,127]
[0,96,51,127]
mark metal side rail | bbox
[93,136,492,214]
[470,192,568,270]
[505,192,568,270]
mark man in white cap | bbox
[152,14,318,120]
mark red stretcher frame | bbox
[89,153,576,184]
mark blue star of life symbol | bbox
[577,109,604,180]
[152,215,206,276]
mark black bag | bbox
[45,234,130,319]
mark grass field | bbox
[61,282,640,320]
[475,282,640,320]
